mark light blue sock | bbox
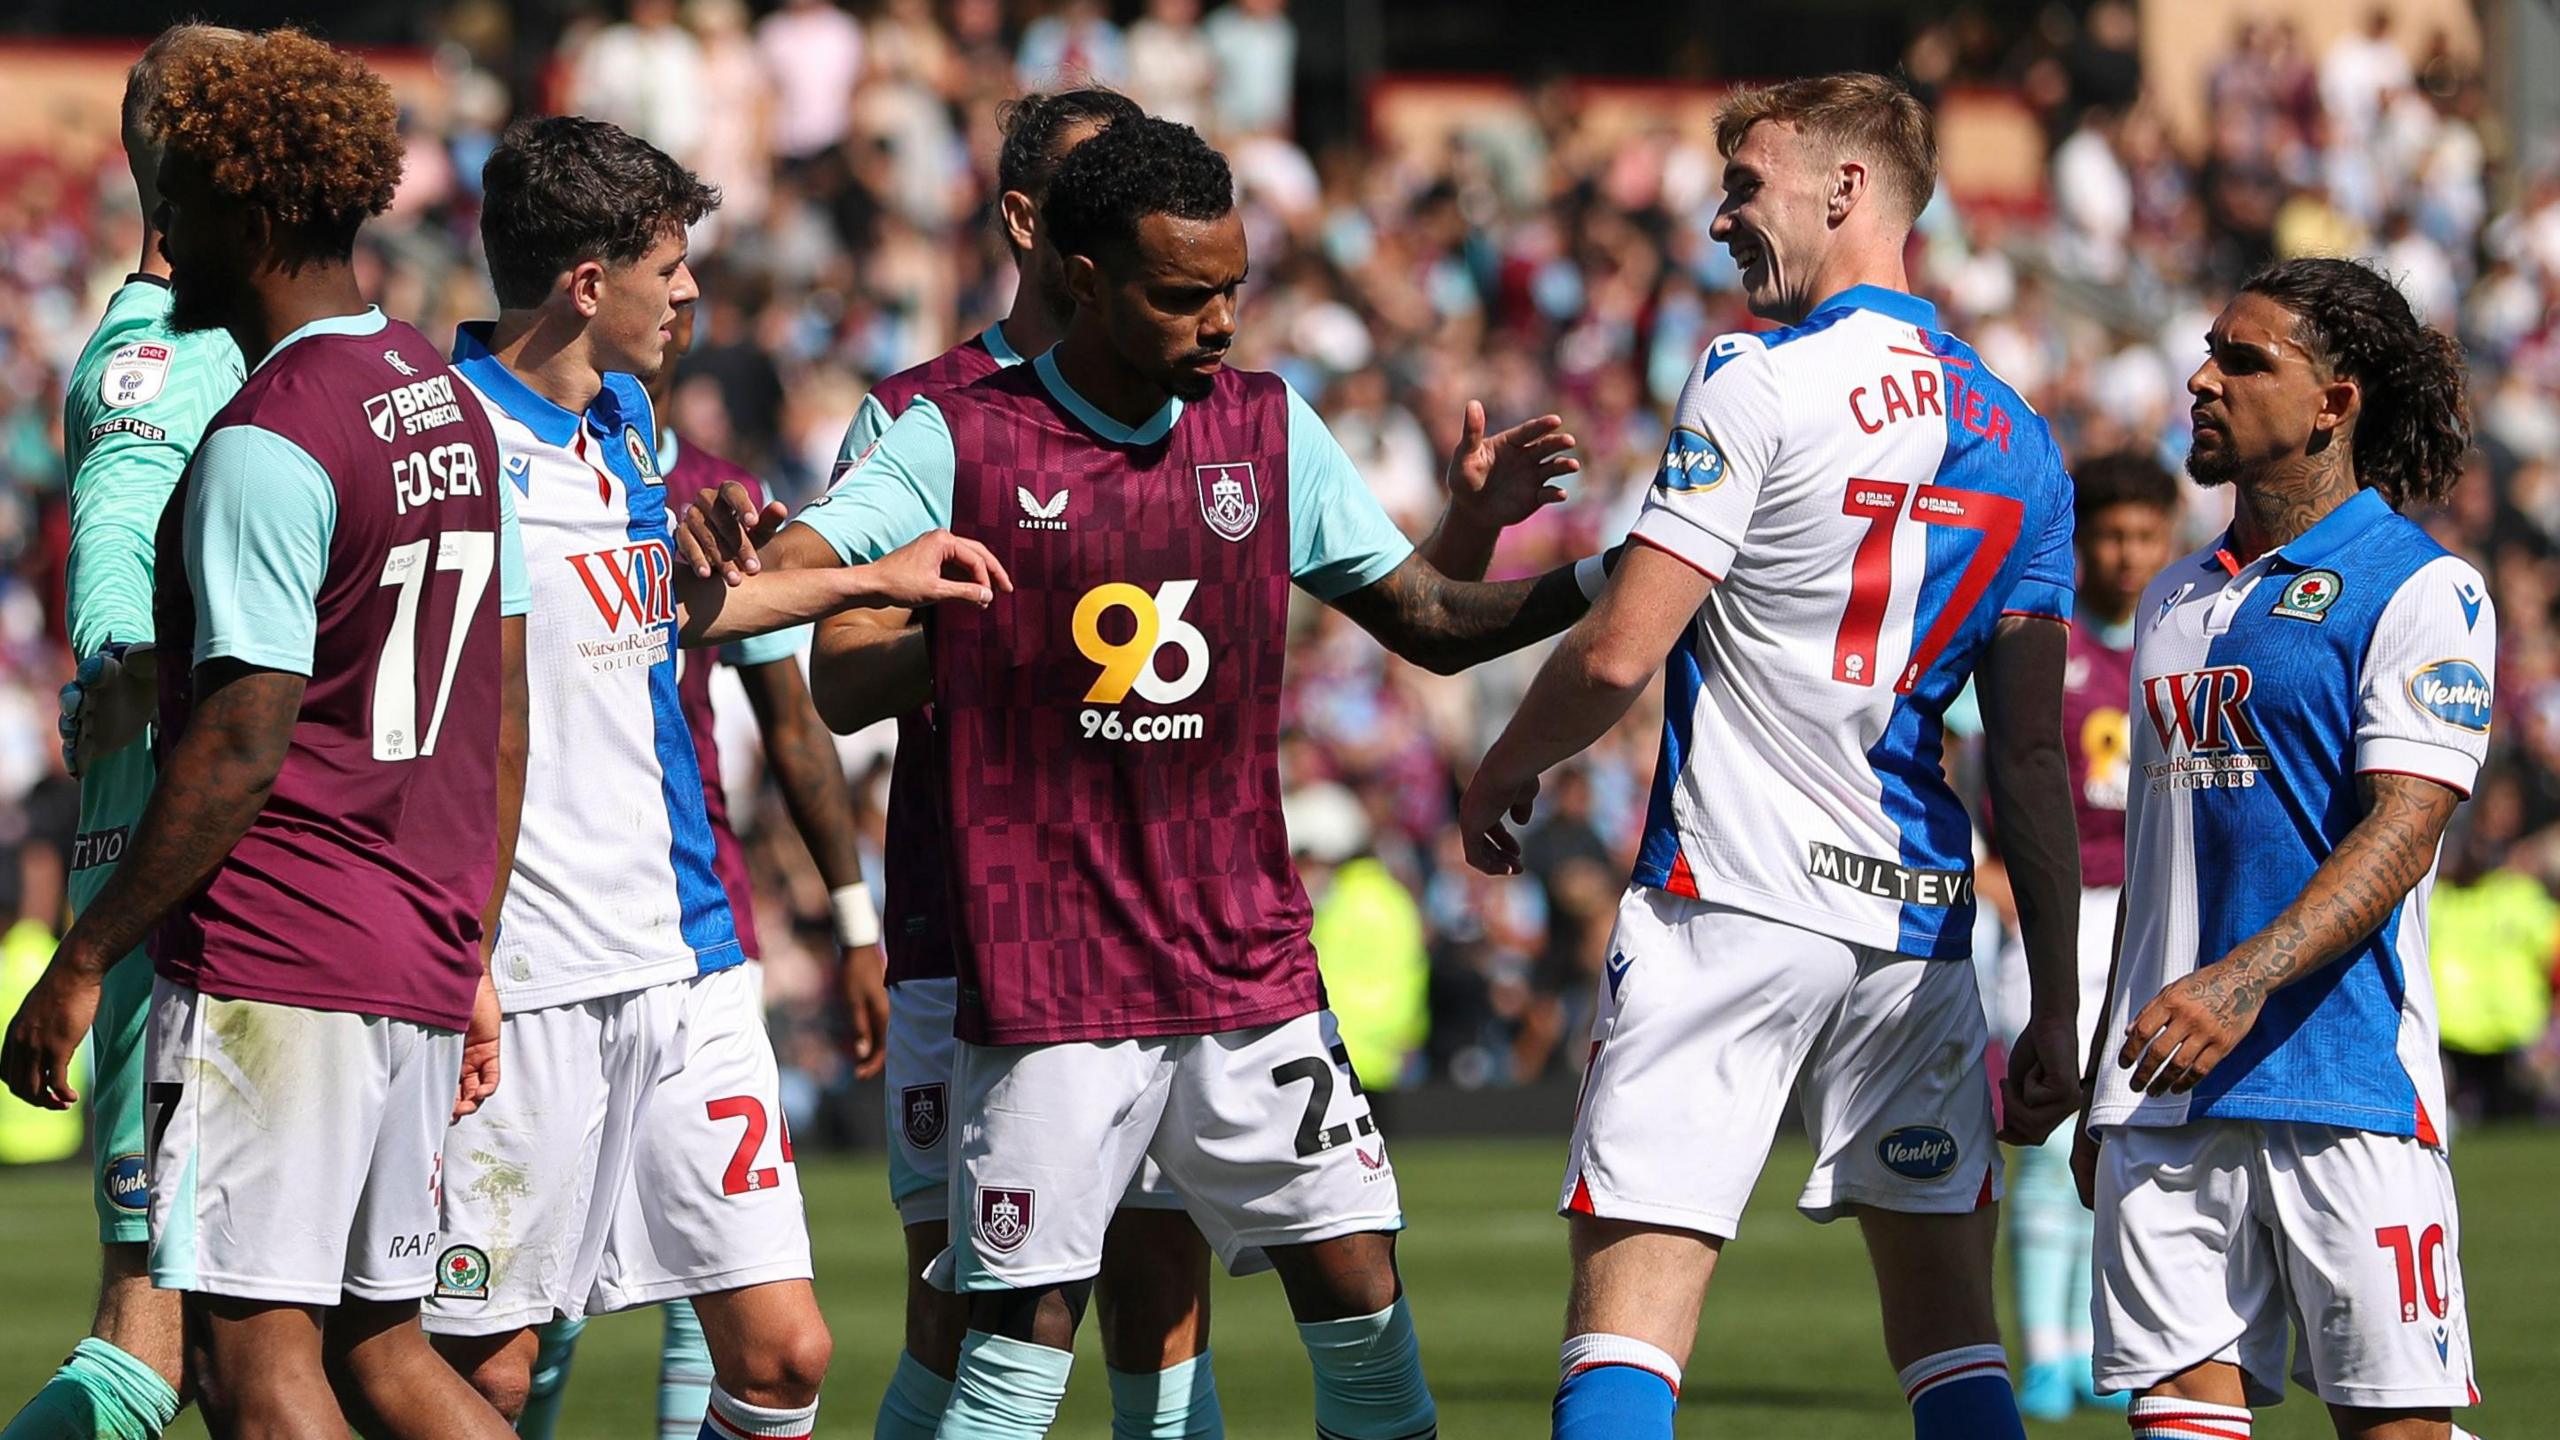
[875,1351,953,1439]
[1298,1298,1435,1440]
[661,1301,715,1440]
[1900,1346,2025,1440]
[936,1332,1073,1439]
[1551,1334,1680,1440]
[2009,1128,2083,1367]
[1,1338,181,1440]
[517,1319,586,1440]
[1105,1353,1222,1439]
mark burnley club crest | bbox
[977,1186,1035,1253]
[901,1084,946,1150]
[1196,462,1259,542]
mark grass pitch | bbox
[4,1130,2551,1436]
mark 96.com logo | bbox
[1072,580,1209,743]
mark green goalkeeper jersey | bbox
[62,275,244,917]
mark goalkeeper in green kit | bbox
[0,25,245,1440]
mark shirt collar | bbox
[259,305,388,372]
[982,321,1026,367]
[2210,487,2395,573]
[451,321,582,448]
[1806,284,1938,331]
[1033,347,1182,446]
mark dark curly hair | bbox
[481,116,720,310]
[1042,116,1233,272]
[2073,450,2180,531]
[146,27,401,257]
[2241,257,2473,510]
[997,88,1144,205]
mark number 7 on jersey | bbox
[1832,479,2023,692]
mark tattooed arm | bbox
[2119,772,2462,1095]
[1,661,303,1106]
[1326,551,1595,678]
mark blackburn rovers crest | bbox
[976,1187,1035,1253]
[901,1084,946,1149]
[1196,462,1259,542]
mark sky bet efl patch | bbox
[1653,425,1728,496]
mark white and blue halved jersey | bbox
[1628,285,2075,959]
[451,324,741,1012]
[2092,488,2493,1142]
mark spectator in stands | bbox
[1203,0,1295,138]
[756,0,863,166]
[569,0,708,163]
[1127,0,1217,130]
[1016,0,1127,90]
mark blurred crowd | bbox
[2,0,2557,1141]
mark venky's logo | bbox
[1653,426,1727,495]
[2407,659,2492,733]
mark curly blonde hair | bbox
[147,27,402,246]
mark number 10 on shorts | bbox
[2375,1223,2450,1324]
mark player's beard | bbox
[165,264,235,337]
[2184,432,2241,488]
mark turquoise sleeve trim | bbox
[1284,384,1413,600]
[838,392,894,468]
[726,624,806,667]
[498,477,531,617]
[790,398,956,565]
[185,426,335,675]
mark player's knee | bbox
[435,1337,535,1421]
[719,1317,833,1407]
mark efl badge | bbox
[100,343,169,409]
[901,1084,947,1150]
[435,1244,492,1299]
[1197,462,1260,542]
[625,425,659,481]
[976,1187,1035,1253]
[2271,569,2342,622]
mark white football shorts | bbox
[942,1009,1401,1291]
[1561,888,2002,1237]
[885,975,1187,1230]
[425,963,811,1334]
[146,978,460,1305]
[2093,1118,2478,1409]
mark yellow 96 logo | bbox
[1072,580,1211,705]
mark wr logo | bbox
[567,542,676,632]
[2141,666,2264,754]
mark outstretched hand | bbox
[1445,401,1579,529]
[867,529,1013,610]
[675,480,791,586]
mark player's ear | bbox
[2314,372,2361,445]
[998,189,1039,254]
[566,258,607,319]
[1831,160,1866,225]
[1064,252,1100,314]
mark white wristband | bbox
[1573,552,1609,602]
[830,882,882,949]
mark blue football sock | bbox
[1552,1333,1679,1440]
[2009,1127,2084,1367]
[936,1332,1072,1439]
[660,1301,715,1440]
[1106,1352,1222,1439]
[515,1317,586,1439]
[1900,1345,2024,1440]
[0,1338,181,1440]
[875,1350,954,1440]
[1298,1298,1435,1440]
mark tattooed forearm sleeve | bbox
[56,661,304,974]
[1326,554,1593,675]
[2192,772,2462,1018]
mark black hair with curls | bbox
[2073,450,2181,532]
[2241,257,2473,510]
[997,88,1144,205]
[1041,116,1233,273]
[481,116,720,311]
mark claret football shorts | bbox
[425,963,811,1335]
[1559,887,2002,1237]
[940,1009,1401,1291]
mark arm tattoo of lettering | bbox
[63,663,304,972]
[1326,554,1592,675]
[2194,772,2460,1018]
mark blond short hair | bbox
[1714,72,1938,223]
